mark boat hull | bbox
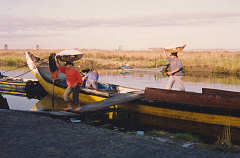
[144,87,240,111]
[32,71,106,104]
[25,52,138,105]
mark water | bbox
[1,70,240,144]
[100,70,240,93]
[2,94,38,110]
[3,69,240,111]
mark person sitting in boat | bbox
[85,69,99,89]
[163,50,185,91]
[55,56,83,110]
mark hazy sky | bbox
[1,0,240,50]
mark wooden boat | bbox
[118,87,240,129]
[144,87,240,111]
[0,77,27,96]
[25,52,142,105]
[0,76,46,98]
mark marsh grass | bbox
[0,49,240,74]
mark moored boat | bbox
[120,87,240,128]
[25,52,141,105]
[0,77,27,96]
[144,87,240,111]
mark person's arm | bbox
[167,59,183,75]
[163,49,171,63]
[77,71,83,86]
[55,55,61,68]
[167,68,180,75]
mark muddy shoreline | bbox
[0,110,239,158]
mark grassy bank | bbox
[0,49,240,75]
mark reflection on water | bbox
[100,70,240,93]
[31,95,68,111]
[2,94,38,110]
[2,69,240,93]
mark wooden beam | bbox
[69,90,144,113]
[202,88,240,97]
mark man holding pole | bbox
[163,47,185,91]
[54,56,83,110]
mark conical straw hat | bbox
[164,44,186,53]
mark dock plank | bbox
[69,90,144,113]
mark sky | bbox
[1,0,240,50]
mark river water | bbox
[2,69,240,111]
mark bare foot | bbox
[64,104,73,111]
[74,105,81,111]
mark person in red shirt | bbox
[55,56,83,110]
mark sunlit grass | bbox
[0,49,240,75]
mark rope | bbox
[2,56,48,76]
[14,69,33,78]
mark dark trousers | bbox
[72,85,80,105]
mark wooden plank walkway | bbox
[68,90,144,113]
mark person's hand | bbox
[167,72,172,75]
[71,83,77,88]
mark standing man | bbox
[55,56,83,110]
[164,50,185,91]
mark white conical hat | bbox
[57,49,84,56]
[56,49,84,62]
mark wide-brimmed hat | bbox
[57,49,84,62]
